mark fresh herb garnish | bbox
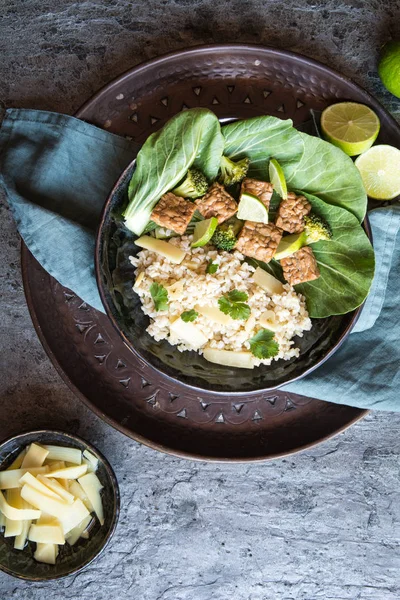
[218,290,251,320]
[181,309,198,322]
[248,329,279,359]
[206,260,219,274]
[150,282,169,311]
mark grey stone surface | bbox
[1,0,400,598]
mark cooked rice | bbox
[129,235,312,366]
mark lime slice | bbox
[355,144,400,200]
[191,217,218,247]
[378,41,400,99]
[321,102,380,156]
[269,158,288,199]
[237,192,268,224]
[274,232,306,261]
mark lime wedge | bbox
[274,232,306,260]
[355,144,400,200]
[237,192,269,224]
[269,158,288,199]
[191,217,218,247]
[321,102,380,156]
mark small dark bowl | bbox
[0,430,119,581]
[95,160,370,395]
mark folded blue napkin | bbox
[1,108,399,410]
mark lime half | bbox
[321,102,380,156]
[191,217,218,247]
[378,41,400,99]
[237,192,269,224]
[269,158,288,199]
[355,144,400,200]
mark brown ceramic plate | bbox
[23,43,400,461]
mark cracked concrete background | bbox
[1,1,400,598]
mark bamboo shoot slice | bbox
[195,304,233,326]
[78,473,104,525]
[61,499,91,535]
[44,460,65,470]
[4,489,23,536]
[4,518,23,537]
[0,467,49,490]
[253,267,285,295]
[68,481,94,512]
[34,543,57,565]
[169,319,208,350]
[203,348,255,369]
[28,523,65,545]
[65,515,93,546]
[37,476,75,504]
[134,236,186,264]
[14,519,31,550]
[44,464,87,480]
[83,450,98,472]
[19,472,64,501]
[0,490,41,521]
[21,443,49,469]
[43,446,82,465]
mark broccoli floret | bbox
[172,168,209,199]
[211,217,243,251]
[219,155,250,186]
[303,213,333,244]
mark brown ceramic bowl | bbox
[0,430,119,581]
[95,153,371,396]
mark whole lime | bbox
[378,41,400,98]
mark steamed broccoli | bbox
[219,156,250,186]
[303,213,332,244]
[211,217,243,251]
[172,168,209,199]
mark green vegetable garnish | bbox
[303,213,332,244]
[248,329,279,359]
[219,155,250,186]
[181,309,198,322]
[124,109,224,235]
[206,261,219,274]
[150,282,169,311]
[218,290,251,321]
[172,168,209,199]
[274,212,333,260]
[211,217,243,252]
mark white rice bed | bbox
[129,236,312,366]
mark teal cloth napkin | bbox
[1,108,399,410]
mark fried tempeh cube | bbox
[151,192,197,235]
[241,178,273,210]
[280,246,320,285]
[235,221,283,263]
[275,192,311,233]
[195,182,238,224]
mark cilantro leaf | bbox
[150,282,169,311]
[248,329,279,359]
[225,289,248,303]
[218,289,251,320]
[181,309,198,322]
[206,260,219,274]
